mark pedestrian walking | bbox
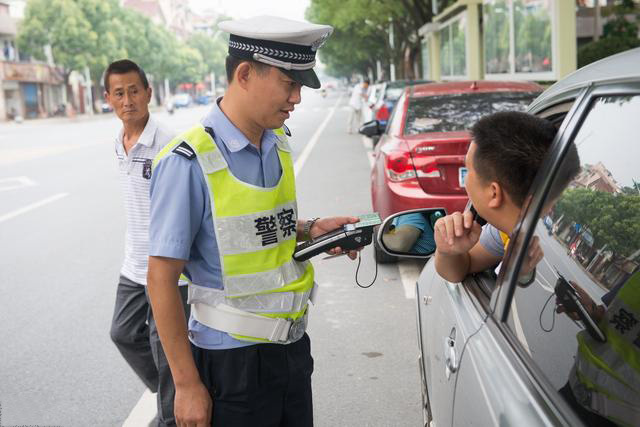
[104,59,189,427]
[347,78,369,133]
[146,16,361,427]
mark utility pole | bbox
[389,19,396,81]
[84,66,93,115]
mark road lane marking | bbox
[361,136,375,167]
[122,389,156,427]
[0,193,68,224]
[293,94,343,177]
[398,260,422,299]
[0,176,37,192]
[0,142,103,166]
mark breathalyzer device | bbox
[293,213,381,262]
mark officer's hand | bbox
[312,216,361,260]
[175,381,212,427]
[556,280,602,321]
[434,211,482,256]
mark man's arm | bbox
[383,224,422,252]
[147,256,212,426]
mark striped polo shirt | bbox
[115,115,176,285]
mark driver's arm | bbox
[383,224,422,252]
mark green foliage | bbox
[17,0,96,76]
[306,0,444,78]
[578,1,640,68]
[187,32,227,77]
[555,188,640,258]
[17,0,221,87]
[578,36,640,68]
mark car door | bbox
[453,81,640,425]
[416,259,491,427]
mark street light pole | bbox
[389,19,396,81]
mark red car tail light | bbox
[376,104,390,121]
[384,150,417,181]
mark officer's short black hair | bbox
[364,78,370,84]
[471,111,579,207]
[225,55,270,83]
[104,59,149,93]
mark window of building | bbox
[483,0,554,79]
[505,94,640,425]
[439,13,467,79]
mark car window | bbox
[386,92,406,136]
[505,94,640,426]
[404,91,538,135]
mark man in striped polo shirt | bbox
[105,59,188,427]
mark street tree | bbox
[556,188,640,258]
[187,32,227,78]
[17,0,96,95]
[306,0,454,79]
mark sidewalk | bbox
[0,105,164,129]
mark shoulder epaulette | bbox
[172,141,196,160]
[204,126,216,139]
[283,124,291,136]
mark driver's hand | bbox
[434,211,482,255]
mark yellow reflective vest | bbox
[570,271,640,426]
[153,125,315,343]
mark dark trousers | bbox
[110,275,189,427]
[192,334,314,427]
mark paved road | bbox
[0,89,423,426]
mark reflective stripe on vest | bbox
[153,125,315,342]
[569,272,640,425]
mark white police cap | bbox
[218,15,333,89]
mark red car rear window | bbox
[404,91,539,135]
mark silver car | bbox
[376,48,640,426]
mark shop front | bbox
[420,0,577,82]
[0,61,65,120]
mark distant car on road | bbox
[361,80,541,262]
[171,93,192,108]
[101,102,113,113]
[194,93,213,105]
[370,79,431,134]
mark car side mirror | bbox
[375,208,446,259]
[359,120,384,137]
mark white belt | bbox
[192,302,308,344]
[191,284,317,344]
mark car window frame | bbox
[385,90,407,137]
[490,79,640,423]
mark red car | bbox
[361,81,542,260]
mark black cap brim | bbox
[281,68,321,89]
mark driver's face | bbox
[463,141,492,219]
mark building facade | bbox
[420,0,577,82]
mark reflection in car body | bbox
[380,48,640,426]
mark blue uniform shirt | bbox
[149,99,283,349]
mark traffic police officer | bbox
[147,16,359,427]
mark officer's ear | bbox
[235,61,252,90]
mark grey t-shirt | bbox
[479,224,506,258]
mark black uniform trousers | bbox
[192,333,314,427]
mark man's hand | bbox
[175,381,213,427]
[311,216,361,260]
[434,211,483,256]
